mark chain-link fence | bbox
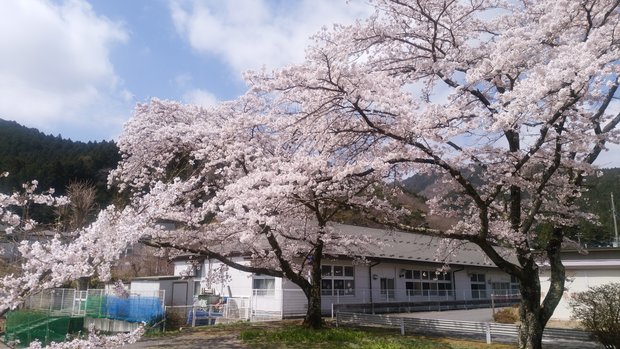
[164,297,253,330]
[22,288,78,315]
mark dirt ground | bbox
[125,331,249,349]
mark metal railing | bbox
[335,312,595,346]
[165,297,253,329]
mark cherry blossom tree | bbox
[0,175,148,347]
[244,0,620,348]
[106,99,397,328]
[3,1,619,348]
[0,173,67,242]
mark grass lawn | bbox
[237,322,516,349]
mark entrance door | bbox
[172,282,188,306]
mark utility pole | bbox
[612,193,618,247]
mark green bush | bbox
[570,282,620,349]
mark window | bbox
[252,275,275,296]
[380,278,395,298]
[402,269,452,296]
[321,265,355,296]
[510,275,520,294]
[491,282,510,296]
[470,273,487,299]
[194,281,202,296]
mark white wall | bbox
[540,267,620,320]
[130,281,160,296]
[173,261,195,276]
[281,278,307,316]
[195,258,285,315]
[201,257,254,298]
[130,279,190,306]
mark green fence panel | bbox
[5,310,84,348]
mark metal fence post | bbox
[485,322,491,344]
[192,306,196,327]
[400,317,405,336]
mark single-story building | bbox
[168,224,520,317]
[133,224,620,321]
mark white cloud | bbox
[0,0,130,140]
[169,0,372,76]
[182,88,218,107]
[174,73,193,88]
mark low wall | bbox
[84,317,142,333]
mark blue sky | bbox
[0,0,370,142]
[2,0,619,167]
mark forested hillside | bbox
[402,169,620,247]
[0,118,120,205]
[577,168,620,246]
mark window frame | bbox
[321,265,355,296]
[470,273,487,299]
[402,268,453,297]
[252,275,276,296]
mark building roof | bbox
[331,224,510,268]
[172,224,514,269]
[550,247,620,269]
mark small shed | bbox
[130,276,196,307]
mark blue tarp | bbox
[186,307,222,326]
[104,296,164,323]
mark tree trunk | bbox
[516,249,564,349]
[519,312,545,349]
[302,242,324,329]
[303,280,323,329]
[519,262,545,349]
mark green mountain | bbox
[402,169,620,247]
[576,168,620,247]
[0,118,120,205]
